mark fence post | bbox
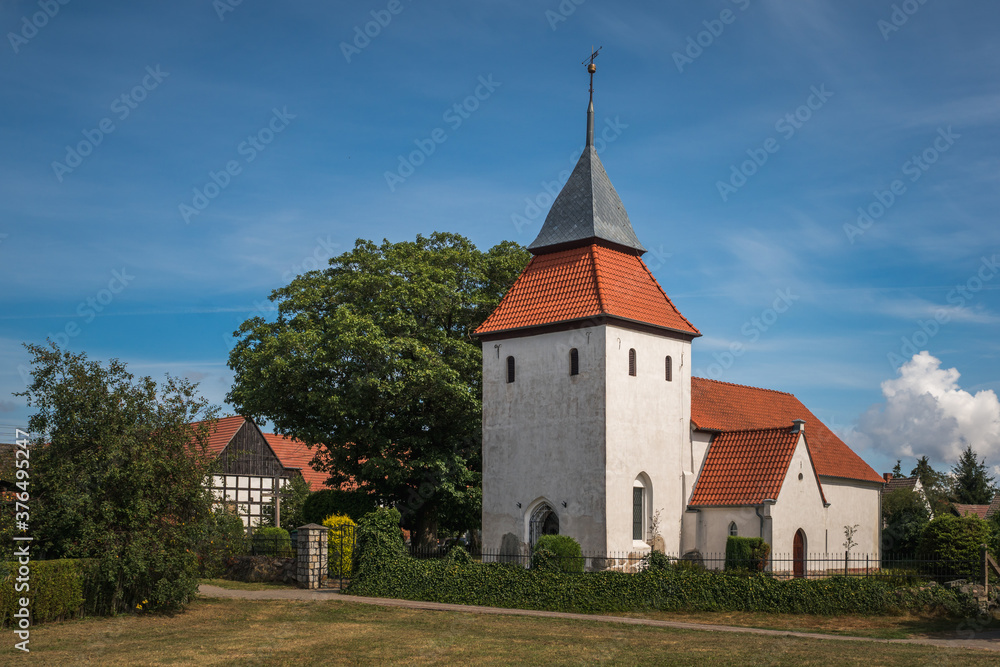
[866,554,869,578]
[844,550,848,576]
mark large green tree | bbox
[17,344,218,613]
[227,233,530,547]
[950,445,996,505]
[881,488,930,555]
[909,455,952,516]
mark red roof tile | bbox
[188,415,247,457]
[952,503,990,519]
[262,432,329,492]
[475,244,699,336]
[691,377,883,484]
[690,427,814,506]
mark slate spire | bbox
[528,50,646,256]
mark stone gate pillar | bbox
[296,523,329,589]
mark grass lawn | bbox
[11,598,1000,666]
[199,578,299,591]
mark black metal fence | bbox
[406,546,985,583]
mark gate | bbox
[327,524,356,589]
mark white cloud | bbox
[850,352,1000,470]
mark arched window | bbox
[529,503,559,547]
[633,474,650,542]
[628,348,636,376]
[506,356,515,384]
[665,355,673,382]
[569,348,579,376]
[728,521,738,537]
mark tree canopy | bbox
[227,232,530,546]
[950,445,996,505]
[17,343,217,613]
[881,488,930,554]
[909,455,952,516]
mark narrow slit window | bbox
[628,348,636,376]
[506,356,515,384]
[569,348,579,376]
[632,487,644,541]
[665,355,673,382]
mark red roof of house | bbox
[262,432,329,492]
[188,415,247,457]
[474,244,699,336]
[691,377,883,484]
[952,503,990,519]
[689,426,820,506]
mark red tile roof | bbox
[188,415,247,457]
[952,503,990,519]
[262,432,329,492]
[690,427,820,506]
[474,244,699,336]
[691,377,883,484]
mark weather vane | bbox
[582,46,602,104]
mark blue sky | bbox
[2,0,998,477]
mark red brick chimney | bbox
[883,472,893,483]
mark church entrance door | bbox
[793,529,805,578]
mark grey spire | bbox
[529,49,645,255]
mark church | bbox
[474,62,884,572]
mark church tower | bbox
[475,54,700,557]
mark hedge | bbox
[302,489,379,525]
[253,527,293,558]
[725,537,770,572]
[532,535,584,574]
[345,508,978,618]
[0,559,96,627]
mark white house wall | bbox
[768,435,828,568]
[821,477,882,557]
[603,324,692,554]
[481,326,609,553]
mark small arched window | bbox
[569,348,579,376]
[506,356,515,384]
[665,355,673,382]
[728,521,738,537]
[628,348,636,376]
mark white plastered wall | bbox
[821,477,882,558]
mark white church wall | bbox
[604,324,692,554]
[481,326,609,554]
[821,477,882,557]
[768,435,829,574]
[695,507,762,565]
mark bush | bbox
[918,514,990,579]
[302,489,380,525]
[0,559,93,626]
[253,527,293,558]
[197,508,248,577]
[725,537,771,572]
[322,514,357,577]
[532,535,584,573]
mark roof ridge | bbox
[692,376,794,396]
[633,250,700,335]
[710,425,800,435]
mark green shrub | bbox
[197,508,248,577]
[918,514,990,579]
[0,559,91,626]
[725,537,770,572]
[322,514,357,577]
[353,507,405,576]
[532,535,584,573]
[641,550,672,572]
[302,489,380,525]
[252,527,293,558]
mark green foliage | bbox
[909,456,952,517]
[950,445,996,505]
[197,508,249,577]
[353,507,405,575]
[0,559,93,626]
[724,537,771,572]
[918,514,991,578]
[302,488,380,525]
[891,460,903,478]
[882,488,931,554]
[260,475,311,530]
[227,233,530,546]
[641,551,673,572]
[322,514,357,577]
[16,344,217,614]
[532,535,584,573]
[253,527,293,558]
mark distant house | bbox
[881,475,932,517]
[193,416,330,527]
[951,494,1000,520]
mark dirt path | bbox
[197,584,1000,652]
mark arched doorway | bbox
[529,503,559,547]
[793,529,806,578]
